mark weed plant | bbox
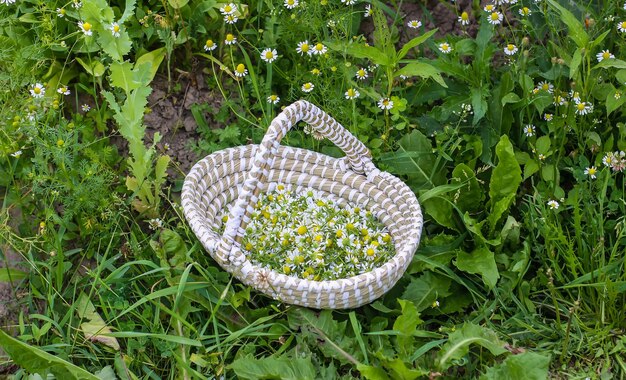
[1,0,626,379]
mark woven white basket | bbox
[182,100,423,309]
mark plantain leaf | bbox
[0,329,99,379]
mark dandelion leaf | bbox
[437,322,507,370]
[480,351,550,380]
[488,135,521,231]
[229,354,316,380]
[76,292,120,351]
[455,247,499,290]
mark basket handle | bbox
[217,100,376,265]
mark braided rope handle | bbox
[217,100,376,266]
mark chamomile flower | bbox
[596,49,615,62]
[553,94,566,106]
[484,4,495,12]
[341,0,356,5]
[1,0,16,4]
[302,82,314,92]
[30,83,45,98]
[284,0,298,8]
[544,113,553,121]
[56,8,66,17]
[78,21,93,36]
[407,20,422,29]
[364,4,371,17]
[72,0,82,9]
[438,42,453,54]
[204,39,217,51]
[260,48,278,63]
[312,42,327,55]
[377,97,393,110]
[81,104,91,112]
[547,200,559,210]
[345,88,360,100]
[220,3,237,15]
[224,14,238,24]
[519,7,531,16]
[523,124,535,137]
[584,166,598,179]
[537,81,554,93]
[504,43,518,55]
[110,22,121,37]
[574,100,593,115]
[267,94,280,104]
[458,12,470,25]
[618,21,626,33]
[148,218,163,230]
[224,33,237,45]
[10,150,22,158]
[488,11,503,25]
[296,40,311,55]
[57,86,70,96]
[234,63,248,77]
[355,67,368,80]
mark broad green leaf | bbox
[0,267,27,282]
[95,366,117,380]
[168,0,189,8]
[451,163,484,213]
[75,57,105,77]
[97,27,132,61]
[595,58,626,70]
[569,48,582,79]
[229,355,316,380]
[524,160,539,180]
[547,0,588,48]
[422,196,456,230]
[396,29,437,61]
[401,271,451,311]
[136,48,166,83]
[616,69,626,84]
[471,87,488,125]
[455,247,499,290]
[0,329,100,379]
[488,135,521,230]
[358,364,390,380]
[76,292,120,351]
[119,0,137,23]
[82,0,114,23]
[384,358,428,380]
[480,351,550,380]
[437,322,507,370]
[393,300,422,357]
[501,92,521,106]
[326,41,391,66]
[536,136,551,155]
[606,90,626,115]
[530,93,554,115]
[109,61,137,93]
[394,62,446,88]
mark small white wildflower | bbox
[296,40,311,56]
[224,33,237,45]
[574,100,593,115]
[301,82,314,93]
[312,42,327,55]
[78,21,93,36]
[438,42,452,54]
[584,166,597,179]
[267,94,280,104]
[30,83,45,98]
[110,22,121,37]
[364,4,371,17]
[537,81,554,93]
[56,8,66,17]
[458,12,470,25]
[341,0,356,5]
[488,11,503,25]
[355,67,368,80]
[204,39,217,51]
[10,150,22,158]
[407,20,422,29]
[504,43,518,55]
[220,3,237,15]
[234,63,248,77]
[224,14,238,24]
[596,49,615,62]
[81,104,91,112]
[523,124,535,137]
[260,48,278,63]
[148,218,163,230]
[519,7,531,16]
[284,0,299,9]
[344,88,360,100]
[57,86,70,96]
[547,200,559,210]
[618,21,626,33]
[377,97,393,110]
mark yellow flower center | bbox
[347,89,356,97]
[383,99,390,106]
[224,5,232,12]
[485,5,494,11]
[621,22,626,28]
[577,102,585,111]
[226,34,234,41]
[287,0,294,4]
[507,44,514,51]
[113,24,120,32]
[522,7,529,15]
[358,69,365,76]
[542,84,549,90]
[297,226,307,235]
[490,12,499,21]
[300,43,309,51]
[366,248,375,256]
[270,95,277,101]
[60,9,66,15]
[265,51,274,59]
[442,44,449,50]
[311,68,320,75]
[304,83,311,89]
[588,168,597,175]
[236,64,245,73]
[315,43,324,51]
[33,87,41,94]
[83,22,92,31]
[603,52,611,59]
[461,12,468,21]
[206,39,214,47]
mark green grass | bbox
[1,0,626,378]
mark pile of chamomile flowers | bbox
[221,185,395,281]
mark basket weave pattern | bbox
[182,100,423,309]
